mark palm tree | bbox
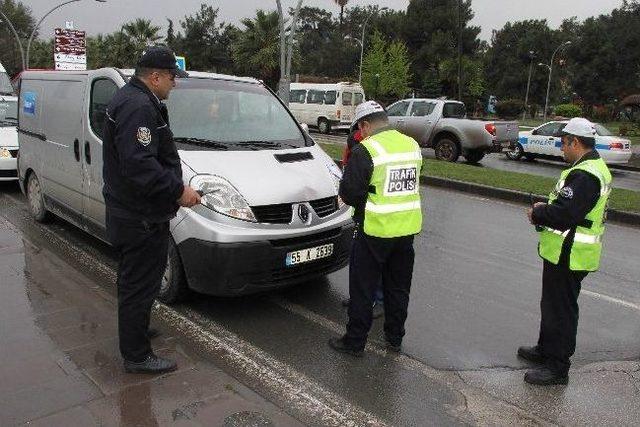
[121,18,162,51]
[231,10,281,87]
[333,0,350,26]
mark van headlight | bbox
[324,160,346,209]
[190,175,257,222]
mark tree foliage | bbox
[362,32,411,102]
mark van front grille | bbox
[252,203,292,224]
[309,196,338,218]
[252,196,340,224]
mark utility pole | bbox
[276,0,303,106]
[457,0,463,101]
[523,51,535,121]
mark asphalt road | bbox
[1,181,638,425]
[311,131,640,192]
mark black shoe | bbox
[328,337,364,357]
[517,345,546,364]
[147,328,161,339]
[341,298,350,307]
[524,367,568,386]
[124,354,178,374]
[372,301,384,319]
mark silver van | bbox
[17,68,354,301]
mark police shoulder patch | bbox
[137,127,152,146]
[559,186,574,199]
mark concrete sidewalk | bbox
[0,215,301,427]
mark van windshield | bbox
[167,78,309,151]
[0,72,14,96]
[0,98,17,126]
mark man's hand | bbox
[527,202,546,224]
[178,186,201,207]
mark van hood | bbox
[0,126,18,148]
[178,146,339,206]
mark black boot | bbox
[524,367,568,386]
[124,354,178,374]
[517,345,546,364]
[328,337,364,357]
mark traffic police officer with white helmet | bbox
[329,101,423,356]
[520,117,612,385]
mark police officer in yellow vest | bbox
[520,117,612,385]
[329,101,422,356]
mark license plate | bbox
[286,244,334,266]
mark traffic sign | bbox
[54,27,86,71]
[175,56,186,71]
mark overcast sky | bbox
[27,0,625,41]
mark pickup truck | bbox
[386,98,519,163]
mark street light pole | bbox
[523,50,535,121]
[0,11,26,71]
[541,41,571,122]
[359,6,388,84]
[26,0,107,69]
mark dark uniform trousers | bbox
[538,260,588,374]
[345,226,415,350]
[106,212,170,362]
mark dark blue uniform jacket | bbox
[102,76,184,222]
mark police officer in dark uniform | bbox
[329,101,423,356]
[103,46,201,373]
[520,118,612,385]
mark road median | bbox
[320,142,640,226]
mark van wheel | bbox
[318,118,331,134]
[27,173,52,223]
[434,138,460,162]
[464,150,485,164]
[158,239,190,304]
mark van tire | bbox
[434,137,460,162]
[158,238,190,304]
[318,118,331,134]
[27,173,52,223]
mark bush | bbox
[554,103,582,118]
[495,99,524,119]
[619,123,640,137]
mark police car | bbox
[507,121,633,164]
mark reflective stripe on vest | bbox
[368,140,422,166]
[365,200,421,214]
[544,227,602,244]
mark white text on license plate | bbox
[286,244,334,266]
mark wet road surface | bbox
[1,180,639,425]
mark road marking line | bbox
[159,305,387,427]
[583,289,640,312]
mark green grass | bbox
[319,142,640,213]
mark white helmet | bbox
[352,100,386,128]
[561,117,597,138]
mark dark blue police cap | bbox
[136,46,188,78]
